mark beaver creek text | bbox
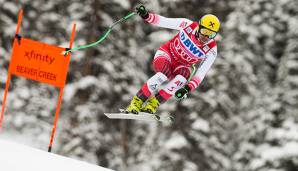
[16,65,57,81]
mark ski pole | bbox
[188,64,197,82]
[62,12,136,55]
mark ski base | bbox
[104,109,174,124]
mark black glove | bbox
[136,4,149,19]
[175,85,191,100]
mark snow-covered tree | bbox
[1,0,298,171]
[222,0,298,170]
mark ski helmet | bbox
[199,14,220,32]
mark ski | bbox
[104,109,174,124]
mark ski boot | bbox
[141,96,160,114]
[125,96,144,114]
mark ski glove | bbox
[136,4,149,19]
[175,85,191,100]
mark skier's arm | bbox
[188,47,217,91]
[136,4,192,30]
[175,47,217,99]
[145,13,192,30]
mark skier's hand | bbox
[136,4,149,19]
[175,85,191,100]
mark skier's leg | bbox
[152,50,173,78]
[173,65,191,80]
[142,65,191,114]
[156,66,191,103]
[136,72,168,101]
[142,75,187,114]
[125,50,171,114]
[135,50,172,101]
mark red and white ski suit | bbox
[137,13,218,103]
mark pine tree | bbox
[222,0,298,170]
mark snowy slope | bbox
[0,139,115,171]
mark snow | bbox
[3,2,18,13]
[113,0,130,9]
[149,31,174,43]
[1,0,298,170]
[0,139,115,171]
[260,142,298,161]
[191,118,210,132]
[64,76,99,102]
[164,133,188,149]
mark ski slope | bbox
[0,139,115,171]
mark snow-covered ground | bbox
[0,138,115,171]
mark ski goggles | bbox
[197,26,217,39]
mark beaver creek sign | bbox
[0,9,76,152]
[9,38,71,88]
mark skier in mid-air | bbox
[125,5,220,114]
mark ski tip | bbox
[103,113,110,118]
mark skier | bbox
[125,5,220,114]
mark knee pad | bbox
[147,72,168,93]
